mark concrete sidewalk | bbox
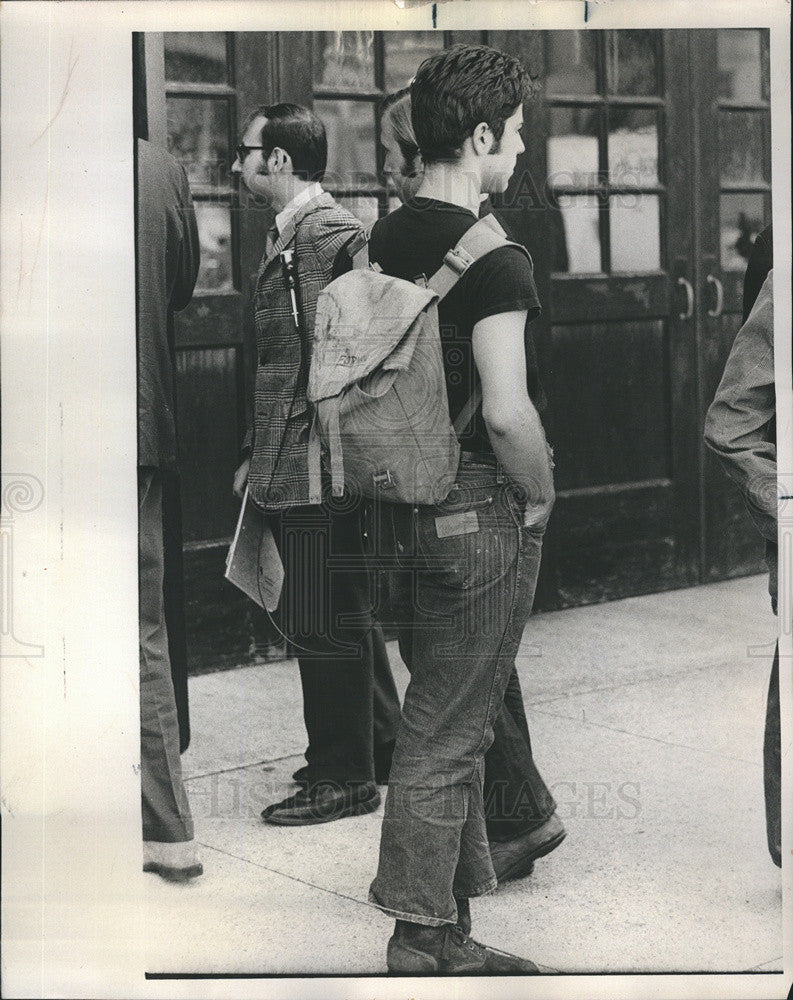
[145,575,783,975]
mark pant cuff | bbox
[368,888,457,928]
[452,876,497,899]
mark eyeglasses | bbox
[235,143,266,163]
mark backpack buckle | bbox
[372,470,396,490]
[443,246,475,275]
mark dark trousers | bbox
[271,498,400,785]
[484,665,556,841]
[764,643,781,867]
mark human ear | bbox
[471,122,494,156]
[268,147,290,173]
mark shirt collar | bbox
[275,182,324,235]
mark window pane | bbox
[610,194,661,271]
[547,107,600,187]
[607,30,659,96]
[608,108,659,186]
[167,97,231,189]
[720,193,765,272]
[319,99,377,188]
[194,202,233,291]
[335,195,379,227]
[546,31,598,95]
[164,32,228,84]
[314,31,376,91]
[384,31,444,92]
[719,111,766,184]
[388,195,403,215]
[717,30,763,102]
[554,194,601,273]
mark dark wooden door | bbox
[493,28,768,610]
[691,28,771,584]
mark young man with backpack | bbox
[231,104,401,825]
[362,46,556,973]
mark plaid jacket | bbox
[244,191,362,510]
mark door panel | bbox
[548,319,672,491]
[174,347,244,543]
[495,29,700,608]
[692,28,770,583]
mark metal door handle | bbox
[706,274,724,318]
[677,276,694,320]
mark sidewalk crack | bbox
[530,705,760,766]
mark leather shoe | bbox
[387,921,539,975]
[489,813,566,884]
[262,781,380,826]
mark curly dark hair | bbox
[410,45,527,164]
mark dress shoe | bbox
[143,839,203,881]
[489,813,566,884]
[387,920,539,975]
[262,781,380,826]
[291,764,311,785]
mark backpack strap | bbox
[426,213,528,300]
[324,396,345,497]
[307,413,323,505]
[427,214,530,437]
[348,223,376,271]
[452,386,482,437]
[309,396,345,499]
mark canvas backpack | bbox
[306,213,532,505]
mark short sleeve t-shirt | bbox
[369,197,544,455]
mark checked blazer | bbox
[244,190,363,510]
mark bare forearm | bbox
[484,406,555,504]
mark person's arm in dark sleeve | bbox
[705,270,776,542]
[171,163,201,312]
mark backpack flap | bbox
[308,270,437,402]
[307,268,438,501]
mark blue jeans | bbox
[367,462,547,926]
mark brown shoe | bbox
[143,840,203,882]
[490,813,566,884]
[387,921,539,975]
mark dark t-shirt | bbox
[369,197,543,454]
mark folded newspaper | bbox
[225,487,284,612]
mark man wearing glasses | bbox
[231,104,400,826]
